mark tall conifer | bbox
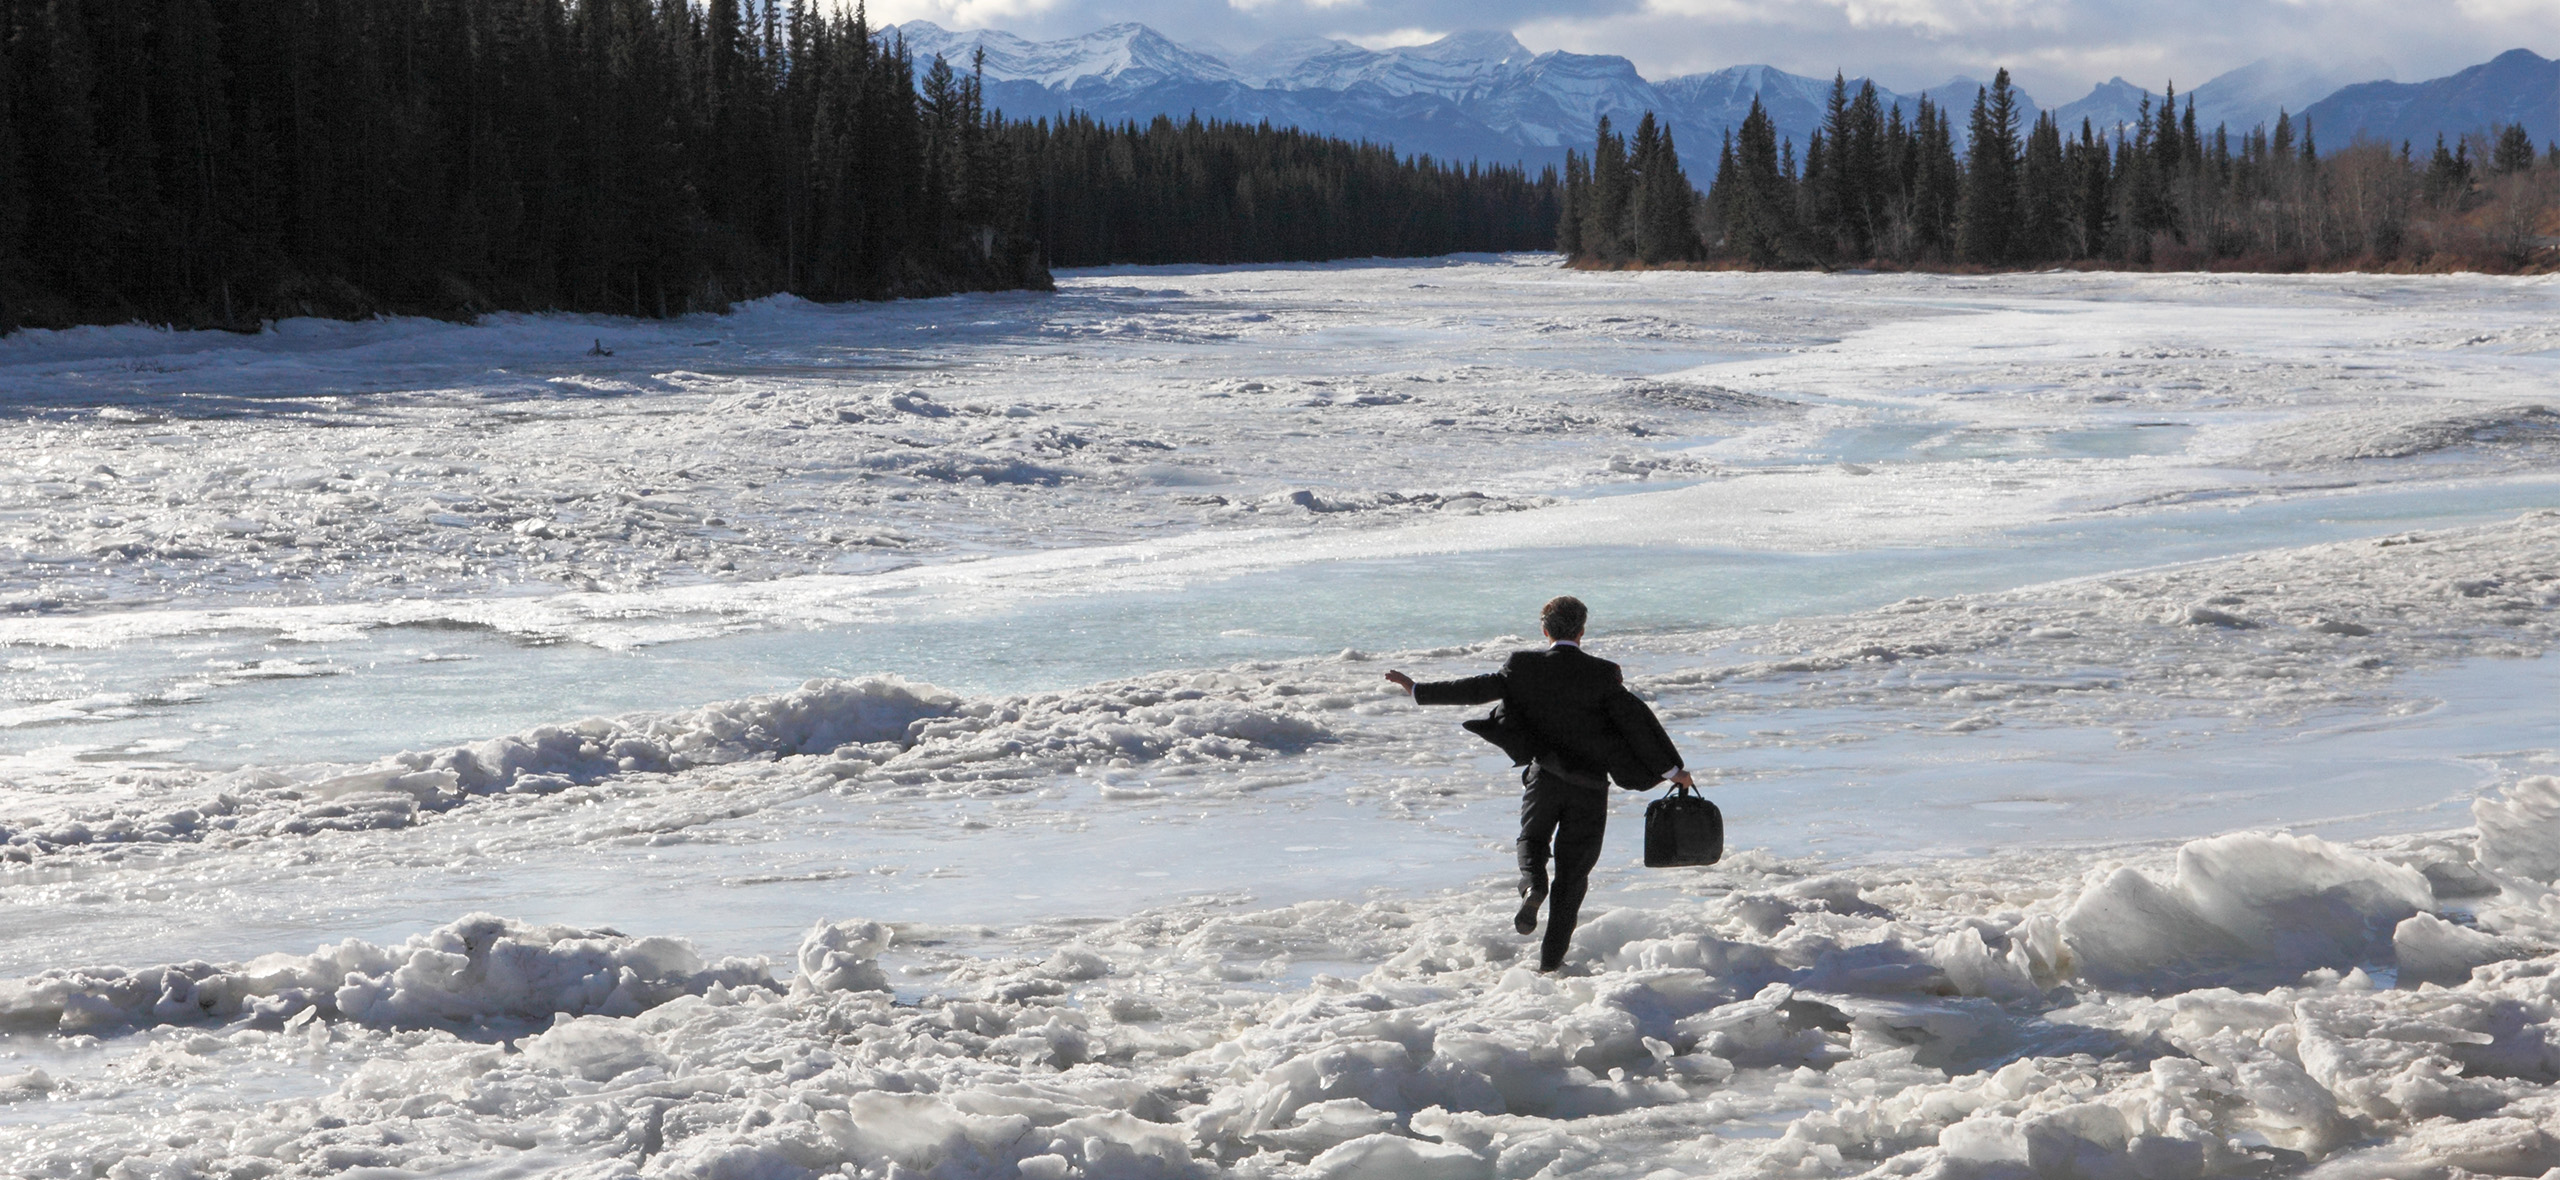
[1959,70,2021,264]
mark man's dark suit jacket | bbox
[1414,645,1683,790]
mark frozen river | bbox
[2,259,2558,1178]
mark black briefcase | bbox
[1643,784,1723,867]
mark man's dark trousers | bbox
[1520,768,1607,971]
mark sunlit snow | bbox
[1,256,2557,1178]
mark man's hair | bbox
[1541,596,1588,641]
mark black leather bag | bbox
[1643,783,1724,867]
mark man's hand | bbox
[1384,670,1416,695]
[1665,768,1694,788]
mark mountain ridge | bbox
[893,22,2531,174]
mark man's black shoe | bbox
[1515,878,1547,935]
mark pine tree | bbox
[1910,97,1961,259]
[1705,129,1737,251]
[2069,119,2110,259]
[0,2,21,330]
[1557,149,1586,257]
[1814,74,1853,258]
[2017,112,2068,262]
[2425,133,2470,202]
[2494,124,2537,175]
[2152,82,2182,178]
[1959,70,2021,264]
[1633,117,1698,262]
[1585,115,1630,261]
[1728,98,1796,265]
[1842,80,1886,260]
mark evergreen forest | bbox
[0,0,1556,332]
[1567,71,2560,272]
[1019,115,1556,269]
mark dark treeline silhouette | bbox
[1566,70,2560,272]
[1020,113,1557,267]
[0,0,1053,331]
[0,0,1555,333]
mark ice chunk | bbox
[524,1014,665,1081]
[2475,776,2560,884]
[1939,1103,2136,1175]
[2393,913,2527,987]
[795,918,892,994]
[1309,1133,1492,1180]
[2062,834,2432,988]
[2180,833,2430,961]
[2406,1116,2560,1176]
[1255,1098,1396,1155]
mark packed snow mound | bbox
[0,675,962,857]
[0,913,772,1034]
[18,810,2560,1178]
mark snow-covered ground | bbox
[2,257,2558,1177]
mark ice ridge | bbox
[1,669,1342,860]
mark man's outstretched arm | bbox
[1384,667,1506,705]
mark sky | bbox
[861,0,2560,102]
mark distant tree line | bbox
[1567,70,2560,271]
[1019,113,1557,267]
[0,0,1557,332]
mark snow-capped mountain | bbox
[896,22,1239,91]
[888,21,2457,175]
[893,20,1934,173]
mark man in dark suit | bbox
[1385,596,1690,972]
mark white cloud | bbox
[865,0,1067,30]
[1229,0,1365,13]
[1343,26,1450,47]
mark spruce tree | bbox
[1911,97,1961,259]
[2494,124,2537,175]
[1843,81,1886,260]
[2069,119,2111,259]
[1634,120,1698,262]
[2017,112,2068,262]
[1557,150,1586,257]
[1586,115,1630,261]
[1815,74,1853,258]
[1629,112,1663,260]
[1729,97,1795,265]
[1959,70,2021,264]
[1705,129,1738,251]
